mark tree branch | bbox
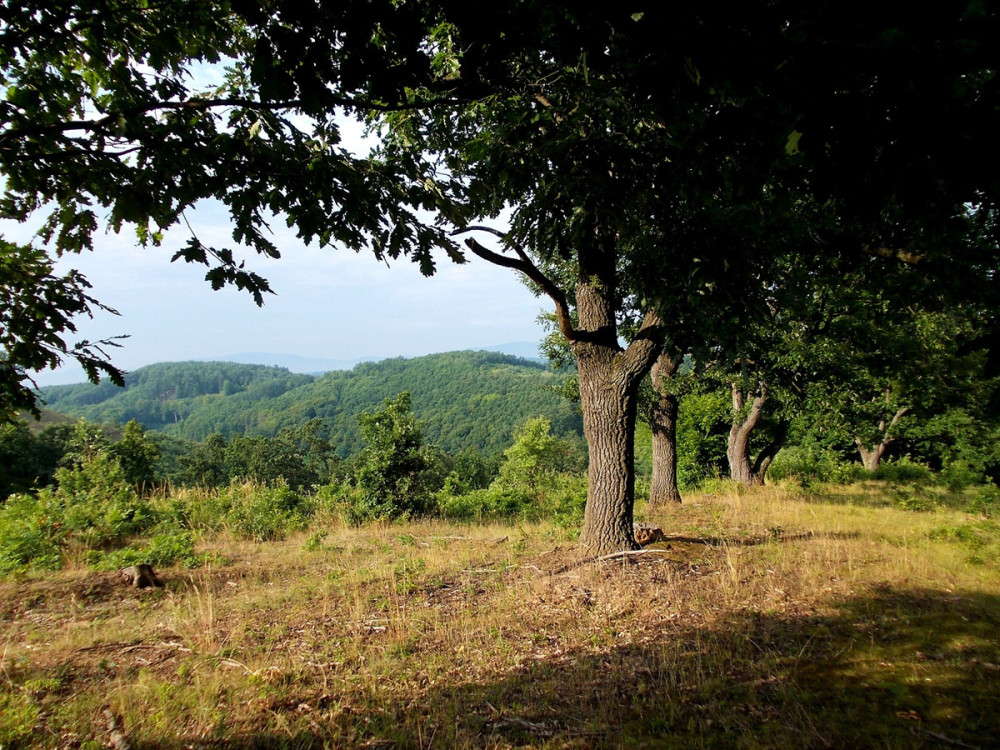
[1,95,464,143]
[621,310,665,385]
[862,244,924,265]
[454,230,578,342]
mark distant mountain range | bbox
[194,342,543,375]
[38,349,579,457]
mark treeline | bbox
[39,351,582,456]
[0,393,589,576]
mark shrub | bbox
[938,459,980,492]
[874,457,934,484]
[0,493,65,576]
[225,482,309,541]
[87,530,203,570]
[968,482,1000,518]
[350,392,435,522]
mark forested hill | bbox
[38,352,582,456]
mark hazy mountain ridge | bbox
[199,342,543,374]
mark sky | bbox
[10,209,548,386]
[5,108,548,388]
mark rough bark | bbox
[727,382,767,486]
[649,352,682,506]
[460,230,662,556]
[574,285,661,555]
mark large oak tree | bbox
[3,1,998,553]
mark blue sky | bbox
[12,208,547,385]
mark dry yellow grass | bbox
[1,486,998,748]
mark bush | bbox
[225,482,309,541]
[768,445,866,485]
[349,392,436,522]
[938,459,981,492]
[873,457,934,484]
[968,482,1000,518]
[87,530,203,570]
[0,493,65,576]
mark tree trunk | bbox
[752,419,789,482]
[577,346,642,554]
[856,441,887,472]
[459,229,661,555]
[649,352,682,506]
[856,401,909,472]
[727,382,767,486]
[572,280,661,556]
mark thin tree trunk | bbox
[856,400,909,472]
[727,382,767,486]
[649,352,682,506]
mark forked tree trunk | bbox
[460,229,661,556]
[727,382,767,486]
[856,441,888,472]
[649,352,682,506]
[573,283,661,556]
[752,419,789,481]
[855,394,909,472]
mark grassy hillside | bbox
[1,483,997,748]
[38,351,583,456]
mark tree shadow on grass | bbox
[132,586,999,749]
[412,586,999,749]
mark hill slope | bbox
[39,352,582,456]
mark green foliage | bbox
[0,422,159,575]
[439,417,586,524]
[0,691,39,748]
[40,362,314,434]
[969,483,1000,518]
[0,241,124,419]
[0,420,63,498]
[0,493,65,576]
[493,417,583,502]
[39,353,583,457]
[675,387,731,488]
[768,443,866,486]
[87,530,202,570]
[346,392,435,523]
[108,419,160,493]
[224,483,309,542]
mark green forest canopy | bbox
[38,351,583,457]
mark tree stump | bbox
[120,565,163,589]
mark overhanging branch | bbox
[453,228,578,342]
[1,94,465,143]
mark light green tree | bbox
[351,392,434,521]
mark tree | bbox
[1,242,124,420]
[108,419,159,493]
[647,352,684,505]
[351,392,434,521]
[4,2,998,554]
